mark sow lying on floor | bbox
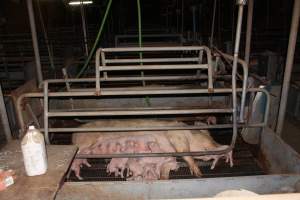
[71,119,233,180]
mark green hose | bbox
[76,0,113,78]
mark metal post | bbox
[181,0,184,34]
[37,0,55,71]
[245,0,254,65]
[276,0,300,135]
[43,81,50,144]
[0,84,12,141]
[231,0,246,146]
[26,0,43,86]
[192,6,197,41]
[210,0,217,47]
[81,2,89,56]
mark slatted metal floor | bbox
[51,128,266,182]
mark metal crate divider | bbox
[40,45,255,158]
[16,1,271,158]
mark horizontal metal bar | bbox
[99,89,217,96]
[104,57,200,64]
[44,75,230,84]
[102,75,208,81]
[102,46,206,52]
[18,87,250,98]
[46,78,95,83]
[115,33,183,39]
[43,76,227,85]
[48,108,233,117]
[76,147,232,158]
[18,87,269,99]
[41,123,265,133]
[99,64,208,71]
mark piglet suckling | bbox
[71,119,234,180]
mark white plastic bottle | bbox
[21,125,48,176]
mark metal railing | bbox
[95,46,213,93]
[16,46,269,158]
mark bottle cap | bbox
[28,125,35,130]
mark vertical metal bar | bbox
[204,47,213,91]
[80,2,89,56]
[231,0,245,146]
[96,49,101,93]
[239,59,248,122]
[276,0,300,135]
[62,68,74,108]
[181,0,184,34]
[37,0,55,71]
[197,50,203,79]
[137,0,146,87]
[245,0,254,65]
[26,0,43,86]
[62,68,71,91]
[210,0,217,47]
[192,6,197,41]
[0,84,12,141]
[101,51,107,79]
[43,81,50,144]
[199,50,204,65]
[214,51,248,122]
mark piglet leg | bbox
[169,134,202,177]
[210,157,219,170]
[226,150,234,167]
[82,159,91,167]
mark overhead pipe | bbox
[276,0,300,135]
[0,84,12,141]
[26,0,43,86]
[245,0,254,65]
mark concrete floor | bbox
[282,116,300,153]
